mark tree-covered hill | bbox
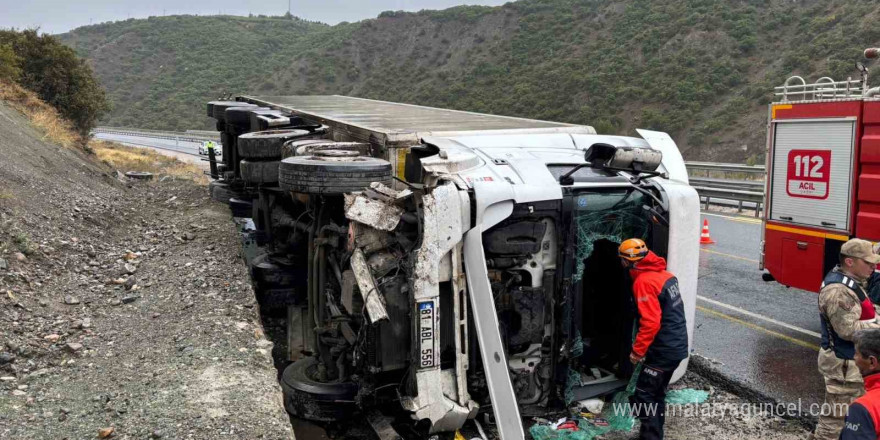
[58,0,880,161]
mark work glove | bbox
[629,351,644,365]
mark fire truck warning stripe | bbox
[771,104,793,119]
[765,224,849,241]
[696,305,820,351]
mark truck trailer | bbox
[204,95,700,438]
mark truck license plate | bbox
[418,301,435,368]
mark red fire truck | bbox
[761,49,880,292]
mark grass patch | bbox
[90,140,209,184]
[12,231,34,255]
[0,80,81,149]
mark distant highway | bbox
[93,132,208,157]
[93,132,217,169]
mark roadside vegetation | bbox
[0,80,80,149]
[90,140,208,184]
[0,29,109,136]
[0,78,205,182]
[0,30,202,182]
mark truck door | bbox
[769,119,855,231]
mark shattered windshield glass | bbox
[572,189,651,282]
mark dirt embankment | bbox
[0,95,293,439]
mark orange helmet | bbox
[618,238,648,262]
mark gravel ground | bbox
[0,101,293,439]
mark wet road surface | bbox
[695,212,824,410]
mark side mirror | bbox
[585,143,663,173]
[583,143,618,167]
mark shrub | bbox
[0,29,110,135]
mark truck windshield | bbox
[572,189,651,282]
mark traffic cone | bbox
[700,219,715,245]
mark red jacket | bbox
[841,373,880,439]
[630,251,688,368]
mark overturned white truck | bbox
[205,96,700,439]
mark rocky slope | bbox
[0,97,293,438]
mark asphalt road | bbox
[695,212,824,411]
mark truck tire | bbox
[280,357,359,422]
[282,140,372,158]
[207,100,242,119]
[210,181,234,204]
[240,160,281,185]
[213,102,257,122]
[251,254,301,288]
[237,129,313,159]
[225,106,270,127]
[281,139,330,158]
[279,154,393,194]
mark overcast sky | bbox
[0,0,511,35]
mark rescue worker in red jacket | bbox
[840,328,880,439]
[619,238,689,440]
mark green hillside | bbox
[58,0,880,161]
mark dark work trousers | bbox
[630,363,676,440]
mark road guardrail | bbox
[685,162,766,217]
[93,127,220,143]
[685,161,765,174]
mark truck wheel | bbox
[225,106,270,127]
[237,129,314,159]
[280,357,359,422]
[278,154,393,194]
[240,160,281,185]
[207,100,243,119]
[213,102,257,122]
[282,140,372,158]
[210,181,234,204]
[251,253,298,288]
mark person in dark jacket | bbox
[840,328,880,439]
[618,238,688,440]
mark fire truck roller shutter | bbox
[769,119,855,231]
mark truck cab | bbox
[206,95,700,438]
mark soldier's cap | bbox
[841,238,880,264]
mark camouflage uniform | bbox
[814,268,880,440]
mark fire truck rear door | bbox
[769,118,855,231]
